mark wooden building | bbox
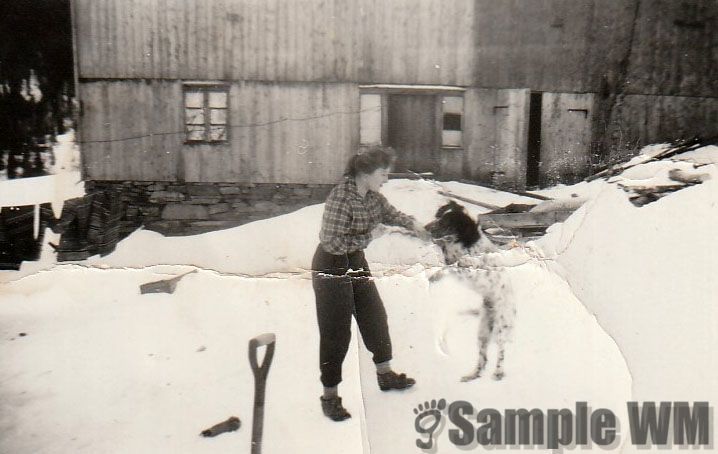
[71,0,718,232]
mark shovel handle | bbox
[249,333,276,454]
[249,333,276,379]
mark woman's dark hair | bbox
[344,145,396,177]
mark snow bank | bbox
[4,143,714,453]
[1,175,634,453]
[534,146,718,452]
[86,179,536,276]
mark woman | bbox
[312,145,425,422]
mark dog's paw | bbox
[460,371,481,382]
[428,269,445,283]
[492,370,505,381]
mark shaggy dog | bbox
[425,201,515,381]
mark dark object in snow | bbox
[249,333,276,454]
[19,333,27,337]
[53,190,125,261]
[621,169,710,207]
[200,416,241,437]
[668,168,711,185]
[140,269,197,295]
[0,204,54,270]
[486,203,536,214]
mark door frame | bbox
[359,84,466,147]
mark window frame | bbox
[440,95,464,149]
[182,82,230,145]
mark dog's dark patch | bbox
[425,201,480,248]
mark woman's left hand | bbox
[411,220,432,242]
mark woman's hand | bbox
[411,220,432,242]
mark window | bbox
[184,84,229,143]
[360,93,382,145]
[442,96,463,147]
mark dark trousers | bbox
[312,246,392,388]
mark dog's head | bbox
[425,201,481,263]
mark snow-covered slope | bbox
[1,144,715,453]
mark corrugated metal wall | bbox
[74,0,476,86]
[472,0,632,93]
[75,0,716,95]
[80,80,359,183]
[73,0,717,186]
[79,80,181,181]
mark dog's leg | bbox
[461,298,493,382]
[492,293,513,381]
[492,343,505,381]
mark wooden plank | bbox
[437,190,500,211]
[480,210,575,229]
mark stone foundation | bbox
[87,181,333,236]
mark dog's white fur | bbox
[428,205,516,382]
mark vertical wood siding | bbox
[540,92,595,185]
[183,81,358,183]
[75,0,476,86]
[80,80,358,183]
[463,88,529,189]
[80,80,182,181]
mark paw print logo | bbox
[414,398,447,450]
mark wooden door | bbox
[540,92,595,185]
[492,89,530,189]
[387,95,439,173]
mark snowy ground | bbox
[1,145,716,453]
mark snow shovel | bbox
[249,333,276,454]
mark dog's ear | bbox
[449,200,465,213]
[435,201,455,218]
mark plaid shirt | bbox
[319,178,416,255]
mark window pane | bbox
[186,125,205,141]
[209,126,227,141]
[185,91,203,108]
[442,130,462,147]
[209,91,228,108]
[442,96,463,114]
[360,94,382,145]
[443,113,462,131]
[185,108,205,125]
[210,108,227,124]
